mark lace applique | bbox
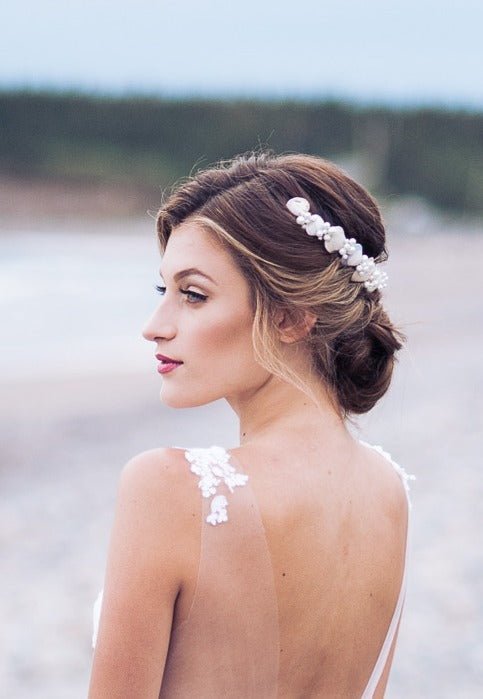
[185,445,249,526]
[359,440,416,507]
[207,494,229,525]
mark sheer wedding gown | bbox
[92,440,413,698]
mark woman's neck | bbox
[226,373,345,447]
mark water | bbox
[0,228,161,381]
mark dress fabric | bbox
[92,440,413,698]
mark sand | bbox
[1,214,482,698]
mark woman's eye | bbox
[154,285,207,304]
[181,289,208,303]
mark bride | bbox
[88,151,413,698]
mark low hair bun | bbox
[331,302,405,415]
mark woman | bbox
[89,151,413,698]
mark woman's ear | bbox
[276,309,317,344]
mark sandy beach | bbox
[1,210,482,697]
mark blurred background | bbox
[1,1,482,697]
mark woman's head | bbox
[143,218,272,410]
[146,150,404,416]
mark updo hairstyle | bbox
[156,151,404,416]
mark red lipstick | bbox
[155,353,183,375]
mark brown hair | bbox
[156,150,404,416]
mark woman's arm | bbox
[88,448,192,698]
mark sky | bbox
[1,0,482,108]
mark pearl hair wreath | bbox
[286,197,388,293]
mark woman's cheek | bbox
[197,306,252,355]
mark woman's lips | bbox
[157,362,182,374]
[155,354,183,374]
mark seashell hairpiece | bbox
[286,197,388,293]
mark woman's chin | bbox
[159,387,222,409]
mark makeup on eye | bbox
[154,284,208,303]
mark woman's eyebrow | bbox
[159,267,218,285]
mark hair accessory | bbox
[286,197,388,293]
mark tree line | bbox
[1,90,482,214]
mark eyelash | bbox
[154,285,208,304]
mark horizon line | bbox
[1,82,482,116]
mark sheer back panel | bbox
[159,479,280,698]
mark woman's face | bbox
[143,220,271,408]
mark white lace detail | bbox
[185,445,249,526]
[358,440,416,507]
[207,494,229,525]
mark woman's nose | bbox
[142,306,177,342]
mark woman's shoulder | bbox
[118,444,246,517]
[117,447,205,531]
[120,446,195,492]
[357,439,415,508]
[127,444,240,484]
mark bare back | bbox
[159,437,412,698]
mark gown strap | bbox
[358,440,415,698]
